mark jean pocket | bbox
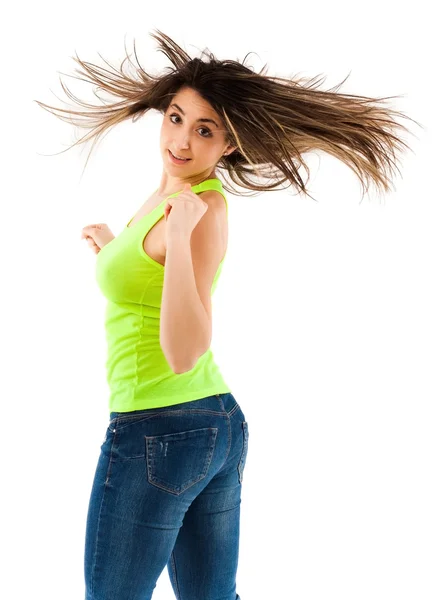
[145,427,218,496]
[238,421,249,484]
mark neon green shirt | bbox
[95,178,232,414]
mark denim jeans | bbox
[84,392,249,600]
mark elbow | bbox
[163,345,209,375]
[161,333,210,374]
[172,363,194,374]
[161,346,196,374]
[169,357,196,374]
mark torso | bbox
[127,188,228,267]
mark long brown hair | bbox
[34,29,422,202]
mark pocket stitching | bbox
[145,427,218,495]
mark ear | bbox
[223,145,237,156]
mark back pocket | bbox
[238,421,249,484]
[145,427,218,495]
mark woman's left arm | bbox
[160,192,226,373]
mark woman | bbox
[35,30,419,600]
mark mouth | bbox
[168,149,192,164]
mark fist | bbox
[164,183,208,239]
[81,223,115,254]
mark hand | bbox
[81,223,115,254]
[164,183,208,240]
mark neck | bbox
[157,168,217,197]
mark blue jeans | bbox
[84,392,249,600]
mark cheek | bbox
[160,118,171,135]
[196,144,222,162]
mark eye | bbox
[169,113,213,138]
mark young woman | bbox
[35,30,419,600]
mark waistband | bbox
[109,392,238,422]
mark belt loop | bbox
[215,393,224,412]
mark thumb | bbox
[183,182,192,189]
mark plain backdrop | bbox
[2,1,438,599]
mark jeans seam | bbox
[90,431,117,596]
[170,550,181,599]
[215,395,233,471]
[227,403,240,418]
[238,422,249,484]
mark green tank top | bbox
[95,178,232,414]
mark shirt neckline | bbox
[125,178,222,229]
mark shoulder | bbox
[198,189,227,232]
[198,189,227,213]
[190,187,228,264]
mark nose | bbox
[176,137,190,149]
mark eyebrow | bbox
[170,103,220,128]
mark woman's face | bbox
[160,87,235,177]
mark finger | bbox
[83,224,100,231]
[82,225,99,239]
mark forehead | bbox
[172,87,216,115]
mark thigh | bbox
[84,401,231,600]
[167,404,249,600]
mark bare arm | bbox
[160,189,226,373]
[160,234,211,373]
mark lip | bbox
[168,149,191,164]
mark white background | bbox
[3,1,438,598]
